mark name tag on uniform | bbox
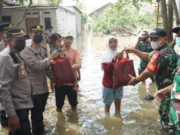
[17,64,26,79]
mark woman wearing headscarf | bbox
[101,37,123,113]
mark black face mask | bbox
[15,40,26,51]
[33,35,43,44]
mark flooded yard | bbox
[0,33,167,135]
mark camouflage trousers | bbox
[168,101,180,135]
[159,95,171,132]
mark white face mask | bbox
[151,41,160,50]
[151,38,163,50]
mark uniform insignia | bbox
[20,29,24,34]
[9,24,13,28]
[37,25,41,29]
[146,52,160,73]
[21,70,25,76]
[21,65,24,69]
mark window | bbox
[2,16,11,23]
[44,18,51,30]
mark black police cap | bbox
[6,28,26,38]
[30,25,43,32]
[0,23,13,32]
[149,28,167,38]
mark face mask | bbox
[15,40,26,51]
[176,37,180,47]
[33,35,43,44]
[150,41,161,50]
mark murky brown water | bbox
[0,33,167,135]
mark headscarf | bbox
[101,37,118,63]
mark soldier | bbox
[134,31,153,79]
[0,22,13,127]
[21,25,58,135]
[0,28,33,135]
[0,23,13,52]
[125,28,177,131]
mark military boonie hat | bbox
[0,23,13,32]
[63,32,73,38]
[30,25,43,32]
[149,28,167,38]
[172,25,180,33]
[6,28,26,38]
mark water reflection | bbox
[0,34,167,135]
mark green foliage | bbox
[81,13,88,25]
[93,4,156,32]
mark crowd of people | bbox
[1,21,180,135]
[0,23,81,135]
[101,27,180,135]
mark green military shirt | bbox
[137,41,153,73]
[145,44,177,90]
[171,59,180,101]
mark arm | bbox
[134,37,141,49]
[101,62,113,73]
[72,50,82,70]
[0,56,16,117]
[126,48,150,61]
[155,85,172,101]
[21,48,58,71]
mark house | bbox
[2,0,82,38]
[66,6,82,37]
[89,2,113,18]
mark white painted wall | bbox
[3,7,77,38]
[66,7,82,36]
[56,7,76,38]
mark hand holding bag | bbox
[113,50,136,88]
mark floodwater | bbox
[0,33,167,135]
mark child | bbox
[101,37,123,113]
[50,33,81,92]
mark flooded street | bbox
[0,33,167,135]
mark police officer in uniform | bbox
[0,28,33,135]
[125,28,177,132]
[21,25,58,135]
[0,23,13,52]
[0,22,13,127]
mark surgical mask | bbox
[33,35,43,44]
[15,39,26,51]
[176,37,180,47]
[151,41,161,50]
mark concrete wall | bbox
[56,7,76,38]
[67,7,82,36]
[3,6,77,37]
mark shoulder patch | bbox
[146,52,160,73]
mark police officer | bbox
[0,28,33,135]
[21,25,58,135]
[0,22,13,127]
[0,23,13,52]
[125,28,177,131]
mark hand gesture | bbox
[124,48,135,53]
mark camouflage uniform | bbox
[145,44,177,131]
[168,59,180,134]
[137,41,153,74]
